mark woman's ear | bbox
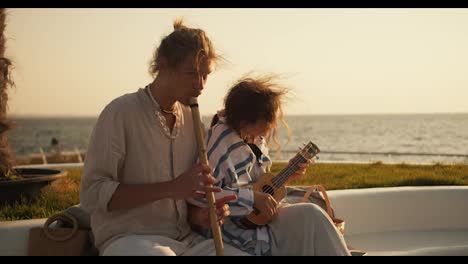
[238,121,247,136]
[157,57,169,72]
[239,120,250,129]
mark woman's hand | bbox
[188,195,237,231]
[172,164,222,200]
[253,191,278,221]
[288,157,313,183]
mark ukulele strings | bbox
[262,152,307,195]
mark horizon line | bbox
[10,111,468,119]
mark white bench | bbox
[0,218,47,256]
[2,186,468,256]
[328,186,468,255]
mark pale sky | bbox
[5,8,468,117]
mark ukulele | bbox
[243,141,320,227]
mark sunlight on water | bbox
[9,114,468,164]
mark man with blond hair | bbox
[80,19,249,256]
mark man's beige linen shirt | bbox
[80,88,198,251]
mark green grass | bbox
[273,162,468,190]
[0,168,81,221]
[1,163,468,221]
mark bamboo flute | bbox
[189,97,224,256]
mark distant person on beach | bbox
[190,75,350,256]
[49,137,61,155]
[80,19,248,256]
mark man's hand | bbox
[187,195,237,232]
[172,164,222,200]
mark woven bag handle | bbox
[301,185,334,218]
[42,212,79,242]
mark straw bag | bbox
[28,212,91,256]
[301,185,345,235]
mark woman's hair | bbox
[149,18,222,78]
[222,74,292,156]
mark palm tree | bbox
[0,9,69,205]
[0,8,14,179]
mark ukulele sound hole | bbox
[262,185,275,196]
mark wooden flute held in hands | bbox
[189,97,224,256]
